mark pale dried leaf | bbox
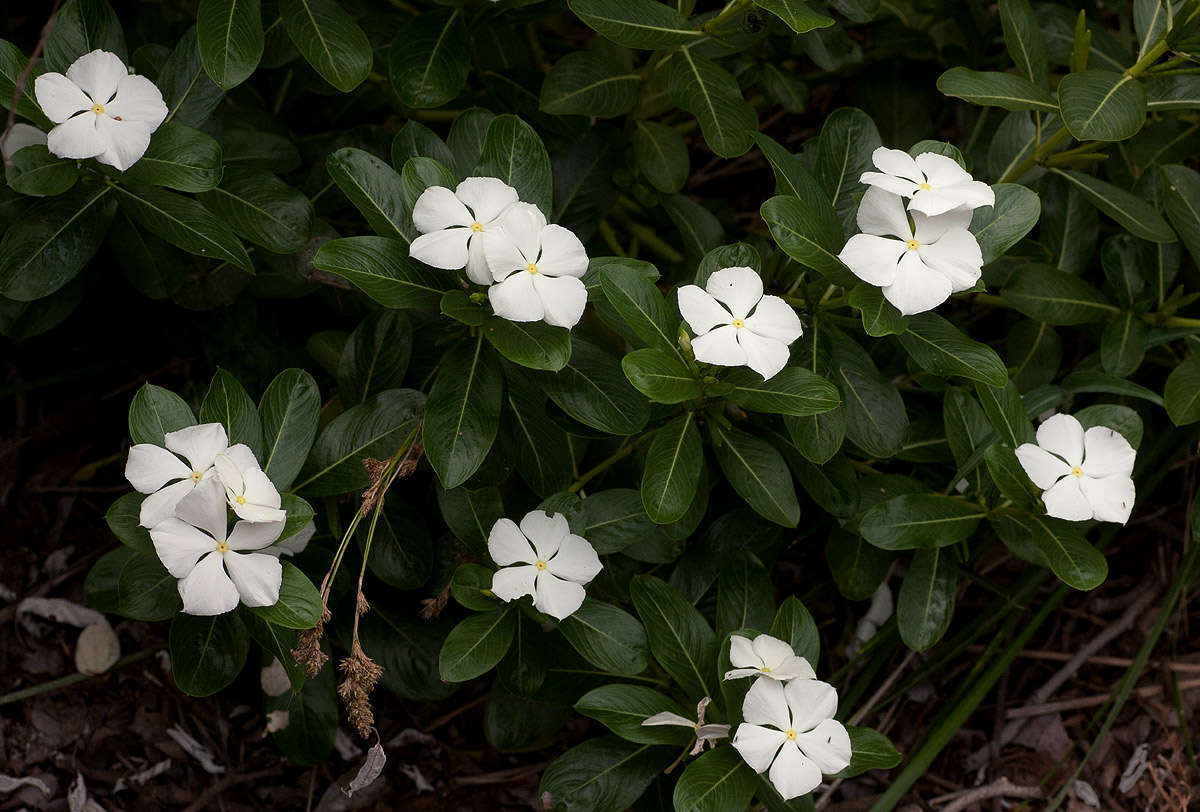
[260,658,291,697]
[0,774,51,796]
[1118,742,1149,794]
[399,763,433,793]
[68,773,87,812]
[17,598,104,631]
[334,729,362,760]
[75,621,120,675]
[166,726,226,775]
[341,743,385,797]
[266,710,290,733]
[1073,779,1101,808]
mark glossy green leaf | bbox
[860,493,986,550]
[199,368,263,455]
[169,612,250,697]
[424,336,503,489]
[312,236,445,309]
[1051,169,1176,243]
[896,547,956,651]
[633,121,689,194]
[279,0,371,92]
[559,598,651,676]
[710,423,801,527]
[541,50,640,117]
[566,0,704,49]
[630,574,717,699]
[325,147,413,244]
[1059,70,1146,142]
[936,67,1058,112]
[642,412,703,524]
[898,312,1008,387]
[197,0,264,89]
[575,685,690,745]
[668,51,757,158]
[113,183,251,271]
[258,368,321,491]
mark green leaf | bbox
[44,0,126,73]
[1099,233,1147,308]
[1160,164,1200,268]
[673,746,757,812]
[124,122,224,193]
[816,107,882,234]
[976,379,1034,447]
[0,183,115,301]
[898,313,1008,387]
[249,561,321,628]
[6,146,78,197]
[1001,265,1118,325]
[197,0,264,89]
[849,282,908,337]
[831,334,908,458]
[566,0,705,49]
[826,530,892,601]
[200,168,313,253]
[447,107,495,179]
[169,612,250,697]
[498,613,547,695]
[753,0,834,34]
[717,549,775,638]
[312,236,445,309]
[438,607,515,682]
[970,182,1041,263]
[1062,369,1163,406]
[159,27,224,128]
[760,63,809,113]
[583,488,665,554]
[279,0,371,92]
[544,338,650,434]
[266,638,337,765]
[199,368,263,455]
[113,183,252,271]
[1006,320,1062,391]
[999,511,1108,589]
[436,483,504,561]
[0,40,51,127]
[1146,74,1200,110]
[761,194,856,287]
[999,0,1048,86]
[424,336,503,489]
[599,263,682,361]
[128,383,196,446]
[860,494,986,550]
[85,548,180,621]
[641,413,703,525]
[358,498,432,590]
[483,317,572,372]
[105,493,154,555]
[630,574,717,699]
[770,595,820,664]
[295,388,424,496]
[1075,404,1143,449]
[836,726,903,778]
[668,50,757,159]
[723,367,841,416]
[1165,354,1200,425]
[662,194,723,258]
[1058,70,1146,142]
[1050,169,1176,243]
[258,368,320,491]
[541,50,639,117]
[474,115,553,216]
[575,685,690,746]
[710,423,801,527]
[559,598,650,676]
[503,376,574,497]
[896,547,956,651]
[388,9,469,109]
[633,121,689,194]
[391,120,455,171]
[538,737,673,812]
[325,147,413,244]
[1100,312,1148,378]
[754,132,829,204]
[936,67,1058,112]
[337,310,412,408]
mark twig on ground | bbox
[934,777,1042,812]
[965,646,1200,673]
[1003,677,1200,719]
[179,768,281,812]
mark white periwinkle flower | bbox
[1015,413,1136,524]
[409,177,520,284]
[213,448,286,523]
[33,49,167,171]
[838,187,983,316]
[642,697,730,755]
[732,678,852,800]
[484,203,589,329]
[125,423,230,529]
[860,147,994,217]
[487,510,601,620]
[678,266,803,381]
[724,633,816,682]
[149,479,284,616]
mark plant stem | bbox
[998,126,1072,183]
[1127,37,1170,78]
[704,0,752,32]
[568,432,656,494]
[0,648,154,706]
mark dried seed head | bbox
[338,642,384,738]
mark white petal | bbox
[1079,474,1135,524]
[1042,475,1093,521]
[546,533,601,584]
[837,234,905,287]
[678,285,733,335]
[125,444,190,493]
[533,571,586,620]
[34,73,92,123]
[532,273,587,328]
[872,146,925,183]
[266,521,314,557]
[856,186,913,239]
[520,510,569,560]
[165,423,229,472]
[1082,426,1136,478]
[488,518,536,565]
[138,479,196,528]
[916,228,982,291]
[738,330,791,381]
[150,519,217,577]
[915,152,972,186]
[45,113,105,160]
[66,50,126,105]
[483,231,532,280]
[859,172,921,200]
[768,742,823,800]
[1015,444,1072,490]
[732,724,788,773]
[94,116,153,171]
[223,443,259,471]
[456,177,519,224]
[795,718,852,774]
[909,185,991,217]
[751,634,797,670]
[784,679,839,734]
[412,186,473,233]
[724,667,766,681]
[692,324,747,368]
[642,711,695,727]
[488,272,544,322]
[745,295,802,343]
[104,74,168,129]
[706,267,763,319]
[177,552,240,616]
[911,207,973,242]
[493,203,546,261]
[1037,414,1085,468]
[232,502,287,523]
[491,564,538,602]
[536,225,589,278]
[222,551,282,607]
[213,452,245,496]
[242,467,282,509]
[728,634,761,669]
[882,250,952,316]
[1,123,46,159]
[771,656,817,681]
[743,676,793,730]
[226,519,285,551]
[175,478,229,541]
[409,228,471,270]
[464,233,493,285]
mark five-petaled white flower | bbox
[1015,413,1136,524]
[642,697,730,755]
[214,449,286,523]
[860,148,994,217]
[484,203,590,329]
[34,50,167,171]
[149,479,284,616]
[838,187,983,316]
[487,510,602,620]
[677,266,803,381]
[125,423,231,529]
[724,633,816,682]
[409,177,520,284]
[732,678,852,800]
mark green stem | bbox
[568,432,656,494]
[703,0,753,32]
[1154,314,1200,328]
[1127,37,1170,78]
[0,649,154,705]
[998,126,1072,184]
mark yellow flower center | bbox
[785,729,797,741]
[236,495,246,505]
[216,541,229,553]
[906,239,920,251]
[190,471,204,482]
[470,222,484,232]
[1071,466,1084,478]
[731,318,745,329]
[761,666,771,673]
[91,103,105,115]
[535,559,548,570]
[918,182,932,191]
[526,262,539,274]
